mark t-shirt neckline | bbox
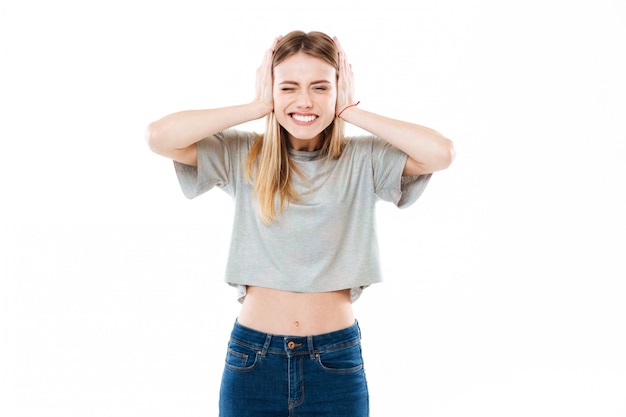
[288,148,323,162]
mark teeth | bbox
[292,114,317,123]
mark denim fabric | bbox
[219,320,369,417]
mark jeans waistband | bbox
[230,320,361,358]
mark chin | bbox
[289,132,323,141]
[280,124,318,139]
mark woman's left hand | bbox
[334,37,355,117]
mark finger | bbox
[334,37,352,74]
[271,35,282,51]
[333,35,343,52]
[334,36,349,62]
[262,36,281,68]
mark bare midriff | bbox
[237,286,355,336]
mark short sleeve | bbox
[173,131,233,199]
[370,136,432,208]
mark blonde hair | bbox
[245,31,345,223]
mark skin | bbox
[145,36,455,335]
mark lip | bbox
[289,112,319,125]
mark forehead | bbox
[274,52,336,82]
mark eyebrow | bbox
[278,80,332,86]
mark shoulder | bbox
[196,129,259,156]
[342,134,376,153]
[214,129,259,148]
[220,128,260,142]
[342,134,394,156]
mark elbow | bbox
[404,137,456,176]
[144,122,166,154]
[442,138,456,169]
[433,137,456,171]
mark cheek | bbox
[323,94,337,111]
[327,89,338,104]
[272,92,286,108]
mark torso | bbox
[237,286,355,336]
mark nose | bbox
[295,90,312,108]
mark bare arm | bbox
[145,102,270,166]
[145,38,278,166]
[338,106,455,176]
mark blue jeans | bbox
[219,320,369,417]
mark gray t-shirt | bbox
[174,129,431,302]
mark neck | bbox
[287,134,323,152]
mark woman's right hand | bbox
[255,37,281,114]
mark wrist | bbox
[251,100,273,119]
[336,101,360,118]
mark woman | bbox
[146,30,454,417]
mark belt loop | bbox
[307,335,315,359]
[260,333,272,357]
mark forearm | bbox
[340,106,455,174]
[145,101,270,154]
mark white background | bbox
[2,0,625,416]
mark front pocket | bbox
[316,342,364,374]
[224,339,259,372]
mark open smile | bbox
[290,113,319,124]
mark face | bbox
[273,52,337,151]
